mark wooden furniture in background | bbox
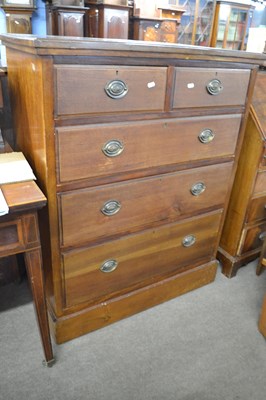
[1,34,265,344]
[0,179,54,366]
[218,71,266,278]
[131,1,185,43]
[86,1,131,39]
[131,16,180,42]
[0,0,36,34]
[210,0,254,50]
[258,294,266,338]
[0,68,4,150]
[0,69,17,286]
[168,0,215,46]
[257,228,266,276]
[258,236,266,337]
[46,1,89,36]
[0,66,14,149]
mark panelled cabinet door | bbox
[57,11,86,36]
[5,11,33,34]
[102,7,129,39]
[45,5,89,36]
[86,3,130,39]
[1,0,35,34]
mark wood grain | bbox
[218,70,266,277]
[56,114,241,183]
[2,34,264,343]
[173,68,250,108]
[63,211,222,307]
[54,65,167,116]
[59,162,233,247]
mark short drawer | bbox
[56,114,241,183]
[246,196,266,224]
[63,211,222,307]
[0,218,24,255]
[59,162,233,247]
[54,65,167,116]
[173,68,250,109]
[239,221,266,255]
[253,171,266,196]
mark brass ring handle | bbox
[182,235,196,247]
[198,129,215,144]
[101,200,121,216]
[100,259,118,273]
[105,80,128,99]
[190,182,206,196]
[206,79,223,95]
[102,139,124,157]
[259,231,266,241]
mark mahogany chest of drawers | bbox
[1,34,265,343]
[218,70,266,277]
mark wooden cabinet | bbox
[1,34,265,343]
[131,16,179,43]
[0,68,4,148]
[178,0,215,46]
[0,0,36,34]
[218,71,266,277]
[210,1,254,50]
[86,2,130,39]
[0,68,14,149]
[131,1,185,43]
[46,4,89,36]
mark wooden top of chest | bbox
[1,34,266,66]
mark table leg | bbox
[24,248,55,366]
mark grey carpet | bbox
[0,260,266,400]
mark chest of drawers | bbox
[218,70,266,277]
[1,34,265,343]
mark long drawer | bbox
[63,211,222,308]
[56,114,241,183]
[54,65,167,116]
[173,68,250,109]
[59,162,233,247]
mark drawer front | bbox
[0,218,24,254]
[59,162,233,247]
[253,171,266,195]
[246,196,266,224]
[173,68,250,109]
[240,221,266,255]
[54,65,167,116]
[56,114,241,183]
[63,211,222,307]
